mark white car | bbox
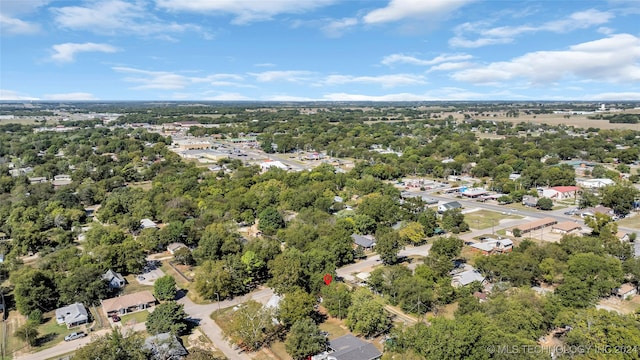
[65,332,87,341]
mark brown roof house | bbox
[551,222,582,235]
[101,290,156,317]
[616,283,637,299]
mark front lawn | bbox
[465,210,523,230]
[119,310,149,326]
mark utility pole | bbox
[215,292,220,313]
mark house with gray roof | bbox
[143,333,188,360]
[55,303,89,328]
[351,234,376,249]
[438,201,462,213]
[326,334,382,360]
[103,269,126,289]
[451,269,486,288]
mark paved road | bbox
[337,243,432,282]
[15,322,146,360]
[177,287,274,360]
[15,288,274,360]
[409,190,639,237]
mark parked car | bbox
[112,314,121,322]
[65,332,87,341]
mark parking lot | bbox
[136,261,165,286]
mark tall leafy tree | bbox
[285,318,328,360]
[145,301,189,335]
[153,275,177,301]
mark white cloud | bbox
[363,0,473,24]
[52,0,205,37]
[382,53,472,66]
[43,92,98,100]
[583,92,640,101]
[254,63,277,68]
[262,95,317,101]
[322,17,358,37]
[451,9,614,48]
[203,93,250,101]
[0,0,50,35]
[113,67,249,90]
[155,0,336,24]
[452,34,640,84]
[249,71,313,82]
[322,88,523,101]
[0,89,39,100]
[51,42,119,63]
[0,14,40,34]
[320,74,426,88]
[427,62,473,72]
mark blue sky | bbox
[1,0,639,101]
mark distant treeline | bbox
[589,113,639,124]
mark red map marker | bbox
[323,274,333,286]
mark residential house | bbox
[313,334,381,360]
[451,269,486,288]
[260,160,288,171]
[616,231,631,242]
[351,234,376,250]
[167,242,188,255]
[143,333,188,360]
[581,205,614,218]
[470,238,513,255]
[578,178,615,189]
[522,196,538,207]
[544,186,580,200]
[140,218,158,229]
[102,269,126,289]
[506,218,557,236]
[28,177,47,184]
[552,222,582,234]
[616,283,637,299]
[438,201,462,213]
[101,290,156,317]
[52,174,72,188]
[55,303,89,328]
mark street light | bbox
[215,292,220,313]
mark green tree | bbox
[441,209,469,233]
[536,197,553,210]
[320,282,351,319]
[58,265,108,306]
[194,260,234,300]
[398,222,425,244]
[224,300,277,351]
[145,301,189,335]
[258,206,285,236]
[15,321,39,347]
[417,208,438,237]
[278,289,316,328]
[285,318,328,360]
[72,329,147,360]
[346,288,391,337]
[12,268,58,314]
[268,248,307,294]
[430,236,463,259]
[154,275,177,301]
[375,228,401,265]
[173,247,195,265]
[601,183,639,215]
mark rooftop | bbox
[101,290,155,313]
[328,334,382,360]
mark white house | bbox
[579,178,615,189]
[260,160,288,171]
[438,201,462,213]
[103,269,126,289]
[140,218,158,229]
[55,303,89,328]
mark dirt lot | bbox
[597,295,640,314]
[443,110,640,130]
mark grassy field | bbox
[465,210,523,230]
[119,310,149,326]
[126,181,153,191]
[319,317,349,340]
[121,275,153,295]
[617,214,640,230]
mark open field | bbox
[465,210,523,230]
[444,110,640,130]
[597,295,640,314]
[617,213,640,230]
